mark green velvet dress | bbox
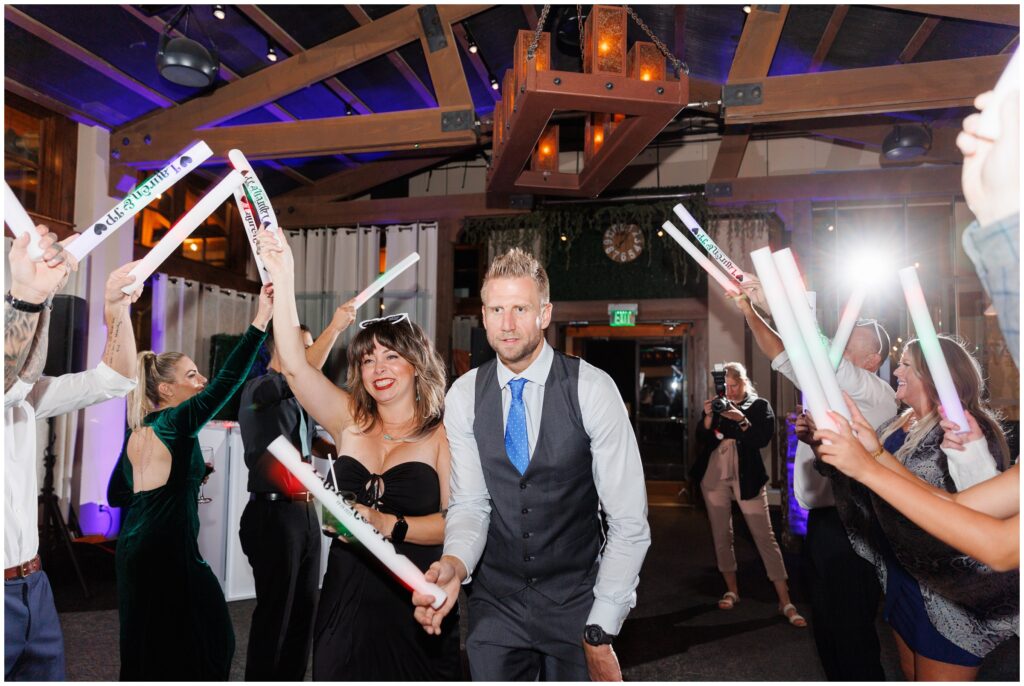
[111,325,266,681]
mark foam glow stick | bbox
[267,436,447,608]
[4,181,45,260]
[829,286,867,369]
[122,170,243,294]
[773,249,850,420]
[898,266,969,433]
[353,252,421,309]
[231,187,270,284]
[750,247,837,433]
[662,221,740,295]
[976,49,1019,140]
[673,203,746,283]
[67,141,213,262]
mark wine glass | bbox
[198,446,214,504]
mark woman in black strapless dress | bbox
[256,231,458,681]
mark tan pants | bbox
[701,442,788,581]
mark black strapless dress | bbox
[312,456,461,681]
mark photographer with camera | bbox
[690,363,806,627]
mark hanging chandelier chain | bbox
[577,4,585,64]
[623,5,689,77]
[527,4,552,60]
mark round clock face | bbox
[603,223,644,263]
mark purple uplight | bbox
[786,412,809,536]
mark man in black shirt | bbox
[238,303,354,681]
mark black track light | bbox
[468,39,479,54]
[213,5,226,20]
[489,74,499,90]
[266,45,278,62]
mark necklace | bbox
[381,417,416,442]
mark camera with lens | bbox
[710,364,731,414]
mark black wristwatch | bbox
[584,624,616,646]
[5,291,47,313]
[389,515,408,544]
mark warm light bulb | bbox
[657,229,664,237]
[599,41,609,54]
[189,243,199,252]
[560,234,568,242]
[641,72,651,81]
[541,145,552,156]
[594,132,603,144]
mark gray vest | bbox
[472,351,602,603]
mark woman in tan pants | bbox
[690,363,806,627]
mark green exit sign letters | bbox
[608,303,638,327]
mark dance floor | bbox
[50,502,1018,681]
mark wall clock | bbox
[603,223,644,263]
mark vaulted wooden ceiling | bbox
[4,4,1018,202]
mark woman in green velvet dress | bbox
[110,286,272,681]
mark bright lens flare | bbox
[841,249,894,289]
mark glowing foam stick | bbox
[976,49,1019,140]
[829,286,867,369]
[898,266,969,433]
[123,170,243,294]
[227,149,282,285]
[267,436,447,608]
[773,249,850,420]
[4,181,45,260]
[67,141,213,262]
[232,187,270,284]
[673,204,746,283]
[663,221,740,295]
[750,247,837,433]
[353,252,421,309]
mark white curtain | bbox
[149,273,257,369]
[382,222,439,341]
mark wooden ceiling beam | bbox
[875,5,1019,27]
[237,5,372,115]
[417,8,473,108]
[523,5,538,31]
[673,6,687,65]
[808,5,849,72]
[114,4,491,147]
[5,6,175,108]
[4,78,105,128]
[279,192,525,228]
[711,5,790,179]
[344,4,438,108]
[724,54,1011,125]
[275,156,448,202]
[1001,35,1019,54]
[898,16,941,63]
[707,164,963,205]
[119,107,477,164]
[453,23,500,103]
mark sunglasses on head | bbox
[358,312,412,330]
[855,318,885,356]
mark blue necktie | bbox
[504,378,530,475]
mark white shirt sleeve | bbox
[4,379,33,408]
[442,371,492,582]
[27,363,137,420]
[942,438,1000,490]
[579,363,651,635]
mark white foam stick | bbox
[673,204,746,283]
[898,266,969,433]
[232,186,271,284]
[4,181,45,260]
[976,49,1019,140]
[267,436,448,608]
[353,252,421,309]
[227,150,281,237]
[662,221,740,295]
[773,249,850,420]
[750,247,837,433]
[829,286,867,370]
[66,141,213,262]
[123,170,243,294]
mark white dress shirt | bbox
[444,341,651,635]
[4,364,136,568]
[772,353,897,510]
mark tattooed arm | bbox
[17,307,51,386]
[101,261,142,380]
[4,305,41,392]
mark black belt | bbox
[250,492,315,502]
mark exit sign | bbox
[608,303,638,327]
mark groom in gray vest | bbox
[413,248,650,680]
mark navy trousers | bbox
[5,571,65,681]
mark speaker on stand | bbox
[39,294,90,598]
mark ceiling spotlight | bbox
[213,5,226,20]
[266,45,278,62]
[345,103,354,116]
[882,124,932,161]
[468,39,479,54]
[657,229,664,237]
[743,5,752,13]
[156,6,220,87]
[489,74,499,90]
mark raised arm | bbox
[256,230,355,440]
[733,290,785,360]
[101,261,143,379]
[304,299,356,370]
[165,286,271,436]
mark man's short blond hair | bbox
[482,248,550,304]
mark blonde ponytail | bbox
[127,350,186,430]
